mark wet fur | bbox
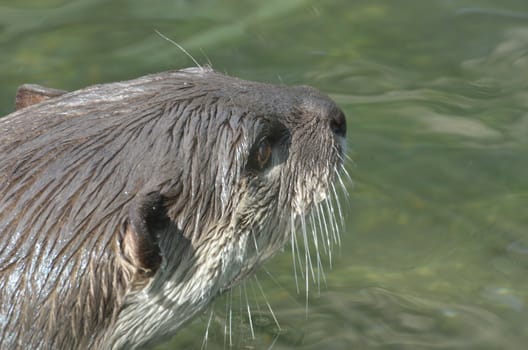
[0,68,346,349]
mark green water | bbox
[1,0,527,349]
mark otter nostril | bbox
[329,111,346,137]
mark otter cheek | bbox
[217,230,250,290]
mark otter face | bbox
[0,67,347,349]
[223,84,348,288]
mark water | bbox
[1,0,527,349]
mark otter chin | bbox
[0,67,347,349]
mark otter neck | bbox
[104,224,252,349]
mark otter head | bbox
[0,67,346,349]
[106,68,347,348]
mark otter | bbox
[0,67,346,349]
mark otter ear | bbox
[15,84,67,110]
[119,192,166,278]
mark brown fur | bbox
[15,84,67,111]
[0,67,346,349]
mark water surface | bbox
[1,0,527,349]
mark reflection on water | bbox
[1,0,527,349]
[177,286,525,350]
[281,287,522,350]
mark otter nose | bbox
[329,110,347,137]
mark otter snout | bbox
[293,86,347,140]
[329,109,347,138]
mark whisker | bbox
[324,198,340,246]
[340,162,354,186]
[313,205,328,257]
[317,203,332,267]
[254,275,281,332]
[262,267,309,308]
[198,48,213,68]
[238,285,243,345]
[243,283,255,340]
[290,215,300,294]
[344,153,356,167]
[309,212,322,292]
[314,209,329,289]
[336,169,351,201]
[248,278,263,316]
[300,215,313,312]
[201,309,214,350]
[267,333,280,350]
[154,29,202,68]
[291,217,304,293]
[330,182,345,232]
[323,198,337,243]
[300,214,316,284]
[251,228,260,254]
[228,290,233,347]
[223,291,230,349]
[317,252,327,289]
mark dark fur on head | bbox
[0,67,346,349]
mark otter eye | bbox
[255,139,272,170]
